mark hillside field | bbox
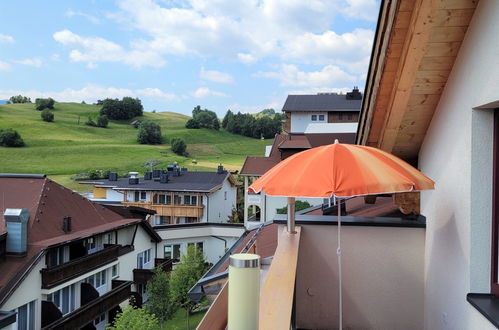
[0,102,270,191]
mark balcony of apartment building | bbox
[123,191,204,224]
[133,258,176,285]
[198,196,425,330]
[41,279,133,330]
[40,241,132,289]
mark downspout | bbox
[131,224,139,246]
[205,193,209,222]
[210,235,228,251]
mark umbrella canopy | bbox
[248,142,434,198]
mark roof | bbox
[240,133,356,176]
[0,175,153,306]
[356,0,479,159]
[87,171,231,192]
[282,94,362,112]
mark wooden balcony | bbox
[123,201,204,218]
[41,245,120,289]
[133,258,176,284]
[42,280,133,330]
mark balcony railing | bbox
[42,280,133,330]
[122,201,204,218]
[41,245,120,289]
[133,258,176,284]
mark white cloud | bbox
[227,101,282,114]
[66,9,100,24]
[0,34,14,44]
[255,64,356,87]
[193,87,227,98]
[53,29,166,68]
[341,0,379,22]
[237,53,257,64]
[200,67,234,83]
[0,60,11,71]
[0,85,177,103]
[14,57,43,68]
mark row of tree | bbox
[99,97,144,120]
[185,106,220,130]
[222,110,282,139]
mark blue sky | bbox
[0,0,380,116]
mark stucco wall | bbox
[418,0,499,328]
[206,179,237,223]
[292,224,425,329]
[290,111,328,133]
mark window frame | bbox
[318,114,325,121]
[311,114,317,121]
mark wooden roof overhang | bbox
[357,0,479,161]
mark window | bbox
[184,195,191,205]
[185,217,198,223]
[164,244,181,260]
[188,242,204,253]
[311,115,317,121]
[48,246,69,267]
[318,114,325,121]
[348,114,353,120]
[191,195,197,205]
[16,300,35,330]
[47,284,76,315]
[155,215,171,225]
[339,113,344,120]
[86,270,107,289]
[112,264,118,278]
[137,249,152,269]
[174,195,181,205]
[157,194,172,205]
[134,191,147,202]
[86,237,96,253]
[105,233,114,245]
[94,314,105,326]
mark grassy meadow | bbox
[0,102,270,191]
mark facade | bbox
[0,174,162,330]
[357,0,498,328]
[84,166,238,226]
[282,88,362,134]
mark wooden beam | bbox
[196,283,228,330]
[379,0,439,152]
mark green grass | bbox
[0,103,270,190]
[161,309,206,330]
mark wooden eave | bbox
[357,0,479,160]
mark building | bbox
[282,87,362,134]
[0,174,162,330]
[84,165,238,226]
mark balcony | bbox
[122,201,204,218]
[42,280,133,330]
[41,245,120,289]
[198,213,426,329]
[133,258,176,284]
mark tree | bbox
[169,245,209,319]
[222,110,234,129]
[107,306,160,330]
[9,95,31,103]
[185,106,219,130]
[137,121,162,144]
[145,268,174,322]
[35,98,55,110]
[0,129,24,147]
[171,138,186,155]
[96,115,108,128]
[276,200,312,214]
[100,97,143,120]
[185,118,200,129]
[41,110,54,122]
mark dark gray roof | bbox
[282,94,362,112]
[91,171,229,192]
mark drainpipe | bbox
[211,235,228,252]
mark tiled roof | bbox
[282,94,362,112]
[88,171,230,192]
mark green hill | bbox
[0,102,270,190]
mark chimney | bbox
[144,172,152,180]
[108,172,118,181]
[160,173,169,183]
[346,86,362,100]
[167,164,175,172]
[152,169,161,178]
[217,165,225,174]
[4,208,29,254]
[129,172,139,185]
[62,216,72,233]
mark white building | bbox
[0,174,161,330]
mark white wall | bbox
[206,179,237,223]
[418,1,499,328]
[290,111,328,133]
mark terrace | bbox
[197,197,426,329]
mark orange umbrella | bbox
[248,141,434,330]
[248,142,434,198]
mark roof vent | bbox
[217,165,225,174]
[160,173,169,183]
[144,172,152,180]
[108,173,118,181]
[4,208,29,254]
[129,172,139,185]
[152,169,161,178]
[62,216,72,233]
[167,164,176,172]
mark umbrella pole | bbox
[337,196,343,330]
[287,196,296,233]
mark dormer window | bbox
[319,114,325,121]
[311,115,317,121]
